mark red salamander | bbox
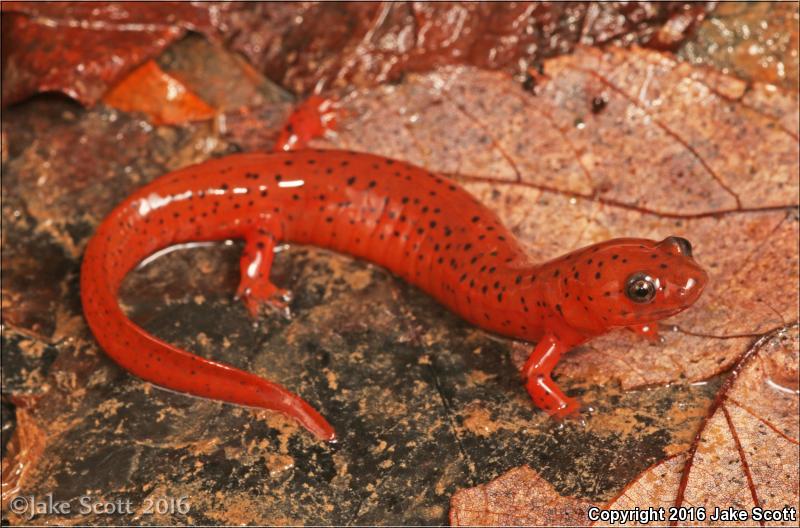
[81,149,708,442]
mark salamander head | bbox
[551,236,708,332]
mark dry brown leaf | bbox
[314,45,799,390]
[327,46,798,213]
[449,465,594,526]
[599,326,799,526]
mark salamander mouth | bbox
[642,306,690,319]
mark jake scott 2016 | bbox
[7,493,191,520]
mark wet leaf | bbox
[1,101,223,340]
[679,2,799,91]
[1,1,217,107]
[218,102,294,153]
[103,35,292,126]
[154,34,292,112]
[221,2,713,94]
[2,2,711,108]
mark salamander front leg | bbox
[521,333,579,418]
[236,232,292,317]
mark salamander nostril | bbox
[667,236,692,257]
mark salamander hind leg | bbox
[236,231,292,318]
[521,333,580,418]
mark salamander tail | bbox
[80,208,336,442]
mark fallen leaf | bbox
[218,102,295,153]
[679,2,799,91]
[1,1,217,107]
[221,2,713,94]
[1,2,712,108]
[155,34,291,113]
[5,106,219,245]
[450,465,593,526]
[313,45,799,390]
[103,60,216,126]
[601,326,799,526]
[103,34,293,126]
[450,326,799,526]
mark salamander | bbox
[81,110,708,443]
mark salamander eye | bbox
[625,272,656,303]
[659,236,693,257]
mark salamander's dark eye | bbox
[625,272,656,303]
[662,236,693,257]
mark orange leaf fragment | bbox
[103,60,215,126]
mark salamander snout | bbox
[644,236,708,317]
